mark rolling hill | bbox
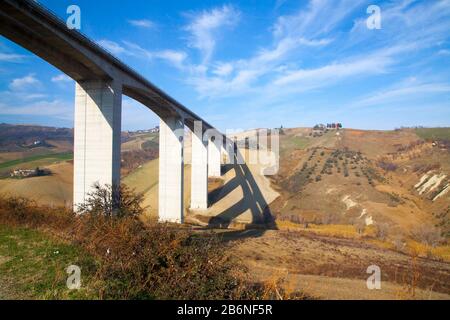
[0,124,450,299]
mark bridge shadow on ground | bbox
[207,148,276,234]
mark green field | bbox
[0,152,73,169]
[280,135,311,156]
[0,225,96,299]
[415,127,450,141]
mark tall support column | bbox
[73,80,122,211]
[159,116,184,223]
[73,81,122,210]
[208,135,222,177]
[221,144,228,164]
[190,121,208,210]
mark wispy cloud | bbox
[9,74,41,91]
[183,0,450,106]
[272,48,397,89]
[183,1,362,99]
[184,5,240,64]
[354,79,450,107]
[1,0,449,131]
[51,74,72,83]
[121,41,187,69]
[350,0,450,50]
[0,99,72,119]
[0,52,27,62]
[128,19,156,29]
[97,39,126,55]
[273,0,365,39]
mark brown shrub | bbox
[76,184,144,218]
[0,194,74,231]
[0,190,293,300]
[411,224,443,247]
[374,223,390,240]
[71,215,261,299]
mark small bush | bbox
[354,220,366,235]
[374,223,389,240]
[73,216,256,299]
[76,183,145,218]
[0,189,298,300]
[378,161,398,172]
[411,224,443,247]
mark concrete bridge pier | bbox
[189,121,208,210]
[73,80,122,210]
[207,132,222,178]
[158,116,185,223]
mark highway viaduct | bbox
[0,0,232,223]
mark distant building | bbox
[149,126,159,133]
[132,126,159,134]
[326,123,343,129]
[10,167,50,178]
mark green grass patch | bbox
[0,152,73,169]
[0,225,98,299]
[280,136,310,155]
[415,127,450,141]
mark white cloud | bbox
[128,19,155,29]
[297,37,333,46]
[120,41,187,69]
[9,74,41,91]
[274,54,391,87]
[51,74,72,83]
[350,0,450,51]
[183,1,359,99]
[185,5,240,63]
[354,80,450,107]
[0,99,72,119]
[212,63,233,77]
[154,50,187,69]
[273,0,365,39]
[0,52,27,62]
[97,39,126,55]
[21,93,48,101]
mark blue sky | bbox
[0,0,449,131]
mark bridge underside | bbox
[0,0,228,223]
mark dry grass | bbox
[276,220,377,239]
[406,240,450,262]
[276,220,450,263]
[0,192,307,300]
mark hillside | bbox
[218,127,450,299]
[0,125,449,299]
[1,125,448,232]
[0,124,159,205]
[270,128,450,238]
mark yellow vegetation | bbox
[406,240,450,262]
[276,220,377,239]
